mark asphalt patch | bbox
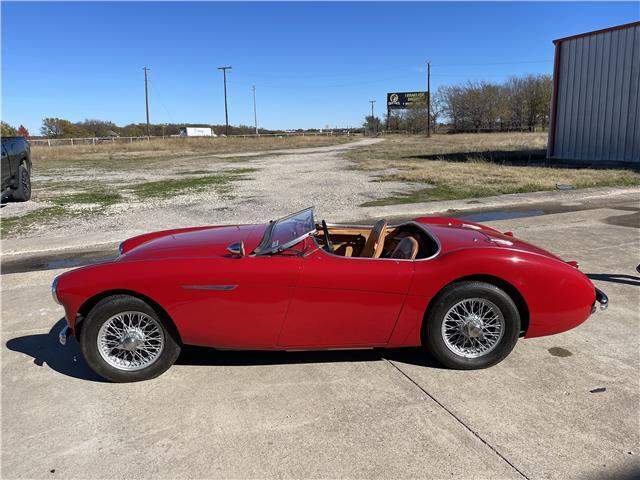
[2,248,117,275]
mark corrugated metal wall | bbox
[551,24,640,163]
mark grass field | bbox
[3,132,639,239]
[347,133,640,206]
[3,136,356,237]
[31,135,355,171]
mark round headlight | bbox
[51,276,61,305]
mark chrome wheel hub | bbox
[441,298,505,358]
[119,330,144,351]
[97,311,165,371]
[464,315,484,338]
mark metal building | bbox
[548,21,640,165]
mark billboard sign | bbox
[387,91,428,109]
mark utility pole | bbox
[217,66,232,136]
[143,66,150,137]
[252,85,258,135]
[426,61,431,137]
[369,100,376,134]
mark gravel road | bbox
[3,137,638,258]
[1,138,420,253]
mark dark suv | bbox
[1,136,31,202]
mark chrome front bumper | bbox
[592,288,609,313]
[59,325,71,345]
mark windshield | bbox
[254,207,316,255]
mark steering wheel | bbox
[321,220,334,254]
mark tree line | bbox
[36,119,287,138]
[364,74,552,133]
[6,73,552,139]
[1,122,30,138]
[2,118,358,139]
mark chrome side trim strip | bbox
[182,285,238,291]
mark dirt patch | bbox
[1,138,400,240]
[349,133,640,206]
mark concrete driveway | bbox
[1,195,639,479]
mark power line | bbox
[147,78,175,124]
[431,60,552,67]
[238,60,552,80]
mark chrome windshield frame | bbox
[254,207,316,256]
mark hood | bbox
[120,224,267,261]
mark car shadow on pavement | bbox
[587,273,640,287]
[5,318,107,382]
[5,319,442,382]
[177,344,444,369]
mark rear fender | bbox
[414,216,503,234]
[388,248,595,346]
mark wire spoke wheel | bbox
[441,298,505,358]
[97,311,165,371]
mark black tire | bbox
[11,162,31,202]
[80,295,181,382]
[423,281,520,370]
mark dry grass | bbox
[348,132,548,163]
[31,135,356,171]
[348,133,640,206]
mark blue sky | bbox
[2,2,638,133]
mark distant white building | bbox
[179,127,216,137]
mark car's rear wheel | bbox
[424,281,520,369]
[80,295,181,382]
[11,163,31,201]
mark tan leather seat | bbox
[390,237,419,260]
[360,219,387,258]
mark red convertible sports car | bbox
[53,207,608,382]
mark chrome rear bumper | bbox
[593,288,609,313]
[58,325,71,345]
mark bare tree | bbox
[363,115,382,134]
[437,74,552,133]
[430,87,447,132]
[404,101,429,133]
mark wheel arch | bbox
[422,274,530,340]
[74,289,183,344]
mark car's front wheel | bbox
[424,281,521,369]
[80,295,181,382]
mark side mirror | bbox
[227,241,245,257]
